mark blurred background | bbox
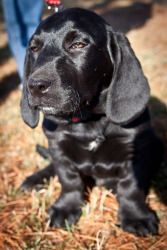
[0,1,167,249]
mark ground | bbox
[0,0,167,249]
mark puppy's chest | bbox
[56,122,134,164]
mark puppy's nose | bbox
[28,79,51,96]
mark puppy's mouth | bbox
[37,97,98,117]
[38,105,76,117]
[39,106,57,115]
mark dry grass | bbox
[0,1,167,249]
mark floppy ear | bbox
[106,29,150,125]
[20,49,39,128]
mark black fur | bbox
[20,8,163,236]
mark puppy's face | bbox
[22,8,150,128]
[26,9,112,116]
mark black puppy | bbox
[20,8,163,236]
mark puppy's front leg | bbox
[117,163,159,236]
[49,163,84,228]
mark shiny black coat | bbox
[20,8,163,236]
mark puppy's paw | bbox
[120,210,159,236]
[20,172,47,191]
[48,206,82,228]
[20,174,40,191]
[20,164,55,191]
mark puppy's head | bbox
[21,8,150,128]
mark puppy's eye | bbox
[30,45,40,53]
[30,39,43,53]
[70,42,87,50]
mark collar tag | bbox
[88,136,105,151]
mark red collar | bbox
[69,113,105,124]
[71,117,81,123]
[45,0,61,6]
[45,0,63,12]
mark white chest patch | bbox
[88,141,99,151]
[87,136,105,151]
